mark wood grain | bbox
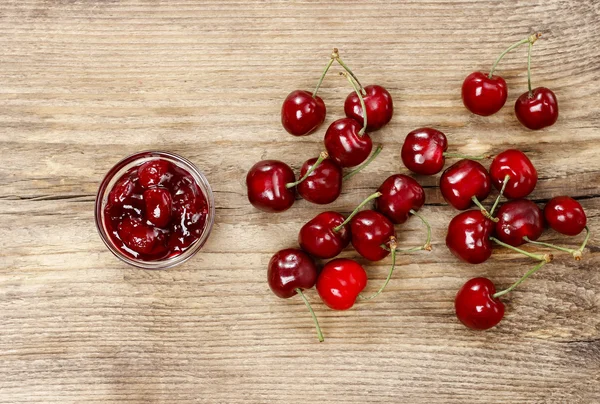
[1,0,599,402]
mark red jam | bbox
[104,158,209,261]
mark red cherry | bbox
[298,212,350,259]
[267,248,318,299]
[344,85,393,131]
[455,278,505,330]
[324,118,373,168]
[350,210,395,261]
[489,149,537,199]
[172,183,208,227]
[446,210,494,264]
[143,188,172,228]
[246,160,296,213]
[375,174,425,224]
[544,196,587,236]
[117,217,162,256]
[297,157,342,205]
[138,159,172,189]
[401,128,448,175]
[316,258,368,310]
[495,199,544,247]
[515,87,558,130]
[109,176,135,205]
[281,90,326,136]
[440,159,491,210]
[461,72,508,116]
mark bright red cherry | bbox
[440,159,491,210]
[375,174,425,224]
[117,217,166,256]
[267,248,318,298]
[297,156,342,205]
[246,160,296,213]
[455,278,505,330]
[489,149,537,199]
[401,128,448,175]
[446,210,494,264]
[350,210,395,261]
[298,212,350,259]
[324,118,373,168]
[461,72,508,116]
[344,85,393,131]
[138,159,172,189]
[281,90,326,137]
[495,199,544,247]
[515,87,559,130]
[544,196,587,236]
[143,188,172,228]
[316,258,368,310]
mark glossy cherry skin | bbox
[461,72,508,116]
[281,90,326,136]
[298,212,350,259]
[401,128,448,175]
[138,159,173,189]
[350,210,395,261]
[446,210,494,264]
[324,118,373,167]
[489,149,537,199]
[440,159,491,210]
[375,174,425,224]
[246,160,296,213]
[495,199,544,246]
[544,196,587,236]
[344,85,393,131]
[455,277,505,330]
[267,248,318,299]
[316,258,368,310]
[117,217,167,256]
[515,87,558,130]
[297,157,343,205]
[143,188,172,228]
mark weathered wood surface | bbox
[1,0,599,402]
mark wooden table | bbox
[1,1,599,402]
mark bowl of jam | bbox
[95,151,215,269]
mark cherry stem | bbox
[471,196,498,222]
[490,236,553,263]
[343,145,383,181]
[489,33,541,78]
[442,152,491,161]
[333,191,382,232]
[380,210,432,253]
[295,288,324,342]
[523,226,591,261]
[493,260,547,299]
[359,239,397,301]
[312,57,336,98]
[340,72,368,135]
[489,174,510,217]
[334,51,366,96]
[527,41,534,97]
[286,151,328,189]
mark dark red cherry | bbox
[440,159,491,210]
[298,212,350,259]
[495,199,544,247]
[344,85,393,131]
[455,277,505,330]
[267,248,318,299]
[297,157,342,205]
[350,210,395,261]
[316,258,368,310]
[375,174,425,224]
[117,217,163,256]
[143,188,172,228]
[446,210,494,264]
[489,149,537,199]
[544,196,587,236]
[461,72,508,116]
[281,90,326,136]
[138,159,172,189]
[324,118,373,168]
[401,128,448,175]
[109,176,135,205]
[246,160,296,213]
[515,87,558,130]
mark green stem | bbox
[527,41,533,97]
[340,72,368,135]
[488,33,541,78]
[286,151,328,189]
[333,191,382,232]
[334,53,366,95]
[343,145,383,181]
[410,209,432,251]
[442,152,491,161]
[490,236,552,263]
[489,174,510,217]
[471,196,498,222]
[295,288,324,342]
[312,57,335,98]
[493,261,547,299]
[359,242,397,300]
[524,226,591,260]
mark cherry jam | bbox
[103,158,209,261]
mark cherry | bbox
[495,199,544,247]
[401,128,448,175]
[316,258,368,310]
[455,278,505,330]
[446,210,494,264]
[324,118,373,168]
[350,210,395,261]
[344,85,393,131]
[246,160,296,213]
[440,159,491,210]
[544,196,587,236]
[375,174,425,224]
[462,72,507,116]
[143,187,172,228]
[117,217,164,256]
[172,183,207,227]
[489,149,537,199]
[138,159,172,189]
[281,90,326,137]
[109,176,135,205]
[267,248,324,342]
[515,87,559,130]
[297,154,343,205]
